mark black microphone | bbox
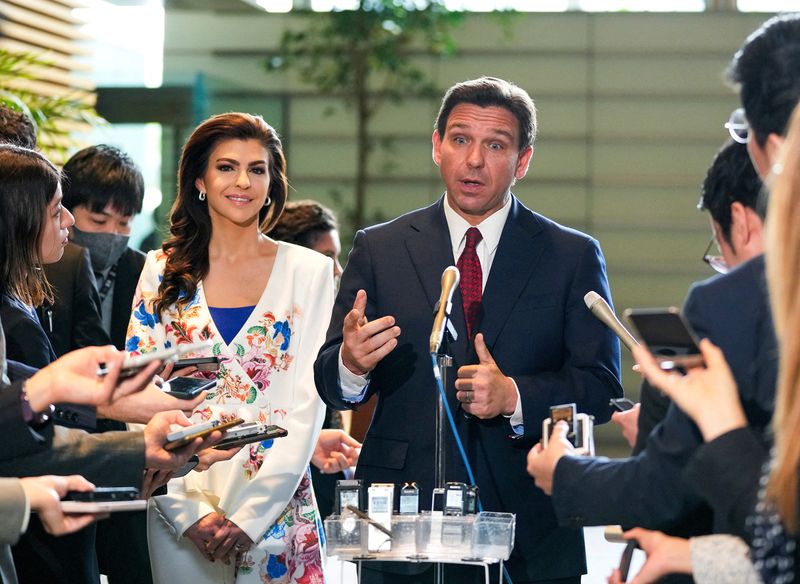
[429,266,460,354]
[583,291,639,353]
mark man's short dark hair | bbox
[435,77,537,151]
[268,200,338,249]
[726,13,800,146]
[698,140,763,245]
[62,144,144,217]
[0,105,37,149]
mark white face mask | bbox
[70,225,130,273]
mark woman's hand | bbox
[614,528,692,584]
[632,340,748,441]
[184,512,227,561]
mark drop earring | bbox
[199,191,206,201]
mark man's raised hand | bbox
[341,289,401,376]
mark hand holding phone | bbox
[172,356,220,372]
[98,341,213,379]
[610,398,636,412]
[61,486,145,514]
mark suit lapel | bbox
[404,199,469,362]
[479,197,546,350]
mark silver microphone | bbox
[583,291,639,353]
[429,266,460,354]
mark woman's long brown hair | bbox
[153,113,287,317]
[0,144,61,307]
[766,104,800,533]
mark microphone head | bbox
[584,291,602,310]
[442,265,460,288]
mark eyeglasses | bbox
[725,108,749,144]
[702,237,729,274]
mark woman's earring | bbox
[264,195,271,207]
[198,191,206,201]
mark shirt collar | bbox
[443,193,512,255]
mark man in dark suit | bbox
[527,141,775,569]
[314,77,622,584]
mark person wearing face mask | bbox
[55,145,147,352]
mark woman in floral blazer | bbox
[127,113,332,584]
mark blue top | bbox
[208,305,256,345]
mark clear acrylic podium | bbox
[325,511,515,583]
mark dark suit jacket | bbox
[314,197,622,582]
[0,295,96,430]
[40,242,110,357]
[110,247,146,351]
[552,255,777,538]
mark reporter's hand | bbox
[195,445,243,472]
[97,384,206,424]
[341,289,400,376]
[140,468,174,499]
[159,361,198,380]
[20,475,99,536]
[25,346,161,412]
[526,421,575,495]
[455,334,517,419]
[311,429,361,474]
[143,411,223,470]
[611,404,641,449]
[622,528,691,584]
[632,341,747,441]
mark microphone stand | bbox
[434,321,453,584]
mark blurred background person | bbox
[268,199,359,521]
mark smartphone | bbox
[549,403,577,445]
[164,376,216,400]
[618,539,638,581]
[623,307,704,370]
[610,397,636,412]
[212,422,288,450]
[164,417,244,451]
[61,500,147,514]
[97,340,213,378]
[172,356,220,372]
[63,487,139,502]
[172,454,200,478]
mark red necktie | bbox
[458,227,483,340]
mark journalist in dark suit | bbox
[527,141,776,581]
[314,77,622,583]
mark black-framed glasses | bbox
[702,237,729,274]
[725,108,749,144]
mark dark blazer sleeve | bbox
[0,428,145,488]
[634,381,672,455]
[515,238,622,435]
[0,381,53,461]
[1,305,55,370]
[683,427,766,542]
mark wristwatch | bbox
[19,381,54,429]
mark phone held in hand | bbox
[618,539,638,581]
[172,356,220,372]
[212,421,288,450]
[61,487,145,514]
[172,454,200,478]
[623,307,704,370]
[610,397,637,412]
[164,417,244,451]
[164,376,216,400]
[96,340,213,379]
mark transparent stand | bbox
[325,511,516,584]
